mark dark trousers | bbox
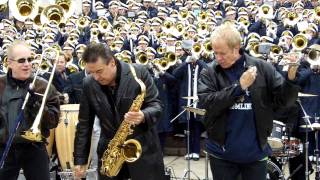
[185,116,203,154]
[0,143,49,180]
[210,156,267,180]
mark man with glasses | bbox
[0,40,60,180]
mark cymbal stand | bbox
[171,99,201,180]
[297,99,313,180]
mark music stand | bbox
[170,98,206,180]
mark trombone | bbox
[20,47,61,142]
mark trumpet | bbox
[271,45,283,54]
[178,9,189,21]
[99,19,110,34]
[157,47,165,55]
[248,41,261,58]
[21,47,60,142]
[164,52,176,66]
[292,34,308,51]
[153,58,170,71]
[77,16,89,29]
[40,60,52,72]
[204,40,213,54]
[135,52,148,65]
[193,43,202,54]
[198,11,207,21]
[66,62,79,73]
[303,45,320,66]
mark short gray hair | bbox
[7,40,31,59]
[210,23,242,49]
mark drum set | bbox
[267,120,303,180]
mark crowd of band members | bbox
[0,0,319,178]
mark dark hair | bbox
[82,43,114,64]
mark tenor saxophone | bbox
[100,64,146,177]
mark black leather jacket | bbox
[198,53,300,149]
[0,71,60,144]
[74,61,164,172]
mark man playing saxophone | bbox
[74,43,166,180]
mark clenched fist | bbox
[240,66,257,90]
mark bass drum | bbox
[267,160,284,180]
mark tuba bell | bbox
[193,43,202,55]
[56,0,78,18]
[9,0,39,22]
[40,4,65,25]
[292,34,308,51]
[178,9,189,21]
[204,40,213,54]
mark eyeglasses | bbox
[12,57,34,64]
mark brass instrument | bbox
[66,63,79,73]
[193,43,202,54]
[164,52,176,66]
[40,60,52,72]
[157,47,165,55]
[2,55,8,73]
[305,45,320,66]
[258,4,273,19]
[176,22,185,34]
[120,56,132,64]
[271,45,283,54]
[178,9,189,21]
[56,0,78,18]
[292,34,308,51]
[0,0,8,12]
[33,7,43,28]
[21,47,60,142]
[91,28,99,37]
[315,6,320,24]
[163,20,173,31]
[99,19,110,34]
[40,4,65,25]
[9,0,39,22]
[77,16,89,29]
[100,64,145,177]
[204,40,213,54]
[285,11,298,27]
[136,52,148,65]
[154,58,170,71]
[78,58,86,70]
[198,22,207,32]
[248,41,261,58]
[199,11,207,21]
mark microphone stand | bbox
[297,99,313,180]
[171,99,201,180]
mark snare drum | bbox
[268,120,285,151]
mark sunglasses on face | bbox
[12,57,34,63]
